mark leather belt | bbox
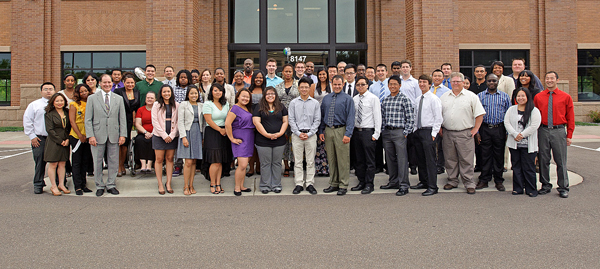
[385,126,402,130]
[328,125,345,129]
[355,128,374,132]
[418,127,432,130]
[541,124,564,129]
[484,123,503,128]
[299,129,310,133]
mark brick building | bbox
[1,0,599,126]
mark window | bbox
[0,53,9,106]
[459,50,529,80]
[232,0,260,43]
[577,49,600,101]
[62,51,146,84]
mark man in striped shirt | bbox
[476,74,511,191]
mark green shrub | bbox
[589,110,600,123]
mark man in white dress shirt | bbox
[410,74,443,196]
[350,76,382,194]
[399,59,421,175]
[23,82,56,194]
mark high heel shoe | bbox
[190,185,196,194]
[216,185,224,194]
[210,185,218,194]
[51,187,62,196]
[165,183,174,194]
[58,186,70,194]
[158,184,165,195]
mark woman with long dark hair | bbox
[82,72,99,94]
[113,74,140,176]
[213,67,236,107]
[504,87,541,197]
[225,89,255,196]
[313,68,331,176]
[44,93,71,196]
[68,84,93,195]
[203,83,232,194]
[246,71,266,176]
[253,86,288,194]
[514,70,542,104]
[151,85,179,195]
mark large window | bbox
[0,53,10,106]
[62,51,146,84]
[229,0,367,77]
[577,49,600,101]
[459,50,529,80]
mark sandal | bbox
[283,169,290,177]
[183,186,191,196]
[210,185,218,194]
[190,185,196,194]
[216,185,224,193]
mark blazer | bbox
[151,101,179,140]
[177,101,204,138]
[84,90,127,144]
[504,105,541,153]
[113,87,141,125]
[45,109,71,145]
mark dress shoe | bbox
[538,188,551,195]
[410,167,418,175]
[165,183,174,194]
[107,188,120,195]
[422,188,438,196]
[474,166,481,172]
[82,187,93,193]
[436,167,445,174]
[323,186,339,193]
[96,189,104,197]
[261,189,269,194]
[475,181,488,189]
[240,188,252,192]
[559,190,569,198]
[361,186,373,194]
[51,187,62,196]
[351,183,365,191]
[234,191,242,196]
[336,188,347,195]
[410,182,427,189]
[274,189,282,193]
[306,185,317,195]
[34,188,43,194]
[443,184,456,190]
[245,172,254,177]
[380,183,399,189]
[292,185,304,194]
[395,188,409,196]
[466,188,476,194]
[75,189,83,196]
[58,186,71,194]
[495,182,506,191]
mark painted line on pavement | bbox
[0,150,30,160]
[0,148,31,153]
[571,144,600,152]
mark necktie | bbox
[417,95,424,129]
[379,82,385,102]
[104,93,110,111]
[327,93,336,126]
[548,91,553,127]
[347,84,352,96]
[357,96,364,126]
[433,86,439,95]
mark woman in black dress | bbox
[44,93,71,196]
[113,74,140,176]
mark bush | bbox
[589,110,600,123]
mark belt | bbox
[541,124,564,129]
[299,129,310,133]
[355,128,374,132]
[385,126,402,130]
[483,123,503,128]
[37,135,47,138]
[418,127,432,130]
[328,125,345,129]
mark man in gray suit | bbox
[85,74,127,196]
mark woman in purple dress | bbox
[225,89,255,196]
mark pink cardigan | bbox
[151,101,179,140]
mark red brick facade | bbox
[1,0,599,126]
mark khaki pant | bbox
[442,128,476,188]
[292,134,317,187]
[325,127,350,188]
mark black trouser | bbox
[350,136,356,169]
[407,133,418,169]
[435,135,444,170]
[31,135,47,190]
[69,136,91,190]
[353,128,376,187]
[479,124,507,183]
[375,138,385,170]
[475,139,482,170]
[510,148,538,195]
[414,128,438,190]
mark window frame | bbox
[0,52,11,106]
[61,51,146,88]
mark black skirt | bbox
[152,135,178,150]
[203,126,233,164]
[134,134,155,160]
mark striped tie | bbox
[379,81,385,102]
[357,97,364,126]
[327,93,336,126]
[104,93,110,111]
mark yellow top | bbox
[69,101,86,139]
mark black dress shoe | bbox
[261,189,269,194]
[474,166,481,172]
[292,185,304,194]
[351,183,365,191]
[559,190,569,198]
[410,167,417,175]
[34,188,43,194]
[436,168,445,174]
[395,189,409,196]
[274,189,281,193]
[306,185,317,195]
[361,186,373,194]
[82,187,93,193]
[380,183,399,189]
[410,182,427,189]
[107,188,120,195]
[538,188,551,195]
[336,188,347,195]
[96,189,104,197]
[323,186,339,193]
[422,188,438,196]
[475,181,488,189]
[75,189,83,196]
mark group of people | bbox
[24,57,574,198]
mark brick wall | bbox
[0,2,10,47]
[577,0,600,43]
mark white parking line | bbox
[0,150,30,160]
[571,144,600,152]
[0,148,30,153]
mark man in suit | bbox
[344,64,358,97]
[85,74,127,196]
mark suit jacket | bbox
[177,101,204,137]
[344,82,358,97]
[113,87,140,130]
[84,90,127,143]
[45,109,71,145]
